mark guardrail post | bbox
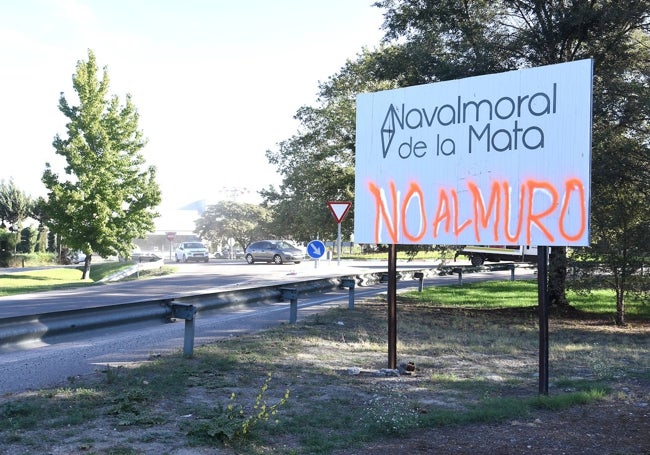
[453,267,463,286]
[280,287,299,323]
[413,272,424,292]
[340,278,356,310]
[171,303,196,358]
[509,264,515,281]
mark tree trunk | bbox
[81,254,92,280]
[549,246,569,307]
[615,288,626,325]
[614,264,627,325]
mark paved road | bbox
[0,259,440,319]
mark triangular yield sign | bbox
[327,201,352,223]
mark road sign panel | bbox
[307,240,326,259]
[327,201,352,224]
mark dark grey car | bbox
[245,240,305,264]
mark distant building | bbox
[132,208,202,258]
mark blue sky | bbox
[0,0,384,230]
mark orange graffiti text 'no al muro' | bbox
[367,178,586,245]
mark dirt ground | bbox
[299,305,650,455]
[332,309,650,455]
[28,374,646,455]
[1,300,649,455]
[336,381,650,455]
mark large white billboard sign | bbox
[354,59,593,246]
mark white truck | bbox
[455,245,538,266]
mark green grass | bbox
[401,280,650,318]
[403,280,539,308]
[0,262,135,296]
[418,388,607,427]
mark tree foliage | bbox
[376,0,650,314]
[0,180,33,256]
[261,51,398,242]
[195,201,270,252]
[42,50,161,278]
[378,0,512,81]
[0,179,32,229]
[264,0,649,322]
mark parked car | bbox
[72,251,87,264]
[175,241,210,263]
[245,240,305,264]
[214,247,245,259]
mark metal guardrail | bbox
[0,262,533,350]
[0,276,346,348]
[100,256,165,282]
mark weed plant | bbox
[183,373,290,445]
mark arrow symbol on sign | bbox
[309,244,323,256]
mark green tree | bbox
[264,0,649,321]
[195,201,270,252]
[31,197,49,253]
[376,0,512,82]
[374,0,650,321]
[262,51,397,241]
[47,230,58,254]
[570,160,650,324]
[17,226,37,254]
[0,179,32,229]
[42,50,161,279]
[0,179,33,254]
[502,0,649,312]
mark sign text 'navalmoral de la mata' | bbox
[354,59,593,247]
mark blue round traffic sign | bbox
[306,240,326,259]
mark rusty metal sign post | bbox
[537,246,550,395]
[387,244,398,369]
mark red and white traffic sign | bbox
[327,201,351,224]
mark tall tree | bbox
[262,50,397,241]
[42,50,161,279]
[374,0,650,321]
[0,179,32,253]
[0,179,32,229]
[31,197,49,253]
[377,0,513,81]
[195,200,270,252]
[498,0,649,319]
[503,0,650,311]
